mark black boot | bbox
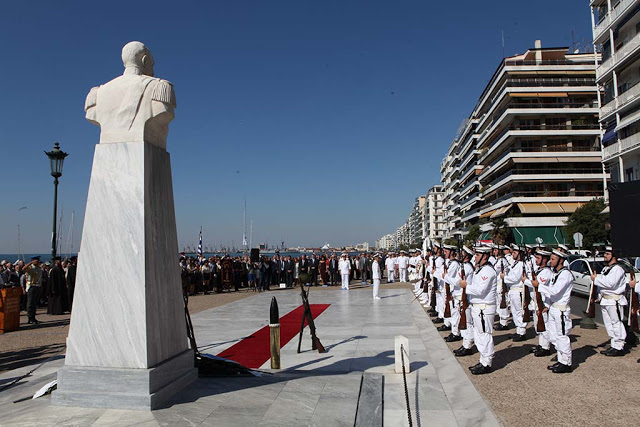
[512,334,527,342]
[551,363,572,374]
[534,348,552,357]
[437,324,451,332]
[433,317,444,324]
[445,333,462,343]
[470,364,492,375]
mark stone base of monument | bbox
[53,350,196,410]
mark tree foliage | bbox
[564,198,610,249]
[465,225,482,247]
[491,218,509,245]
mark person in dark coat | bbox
[66,256,77,311]
[47,257,69,315]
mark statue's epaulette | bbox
[152,79,176,107]
[84,86,99,112]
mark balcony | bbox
[598,34,640,79]
[505,77,595,88]
[621,132,640,152]
[593,0,637,43]
[488,167,604,186]
[483,190,605,207]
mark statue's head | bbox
[122,41,154,76]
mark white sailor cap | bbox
[499,245,508,250]
[525,244,534,250]
[490,244,498,249]
[415,249,421,253]
[558,244,569,253]
[511,244,523,251]
[475,246,491,254]
[536,249,551,257]
[462,246,474,256]
[409,248,415,252]
[433,242,441,248]
[537,244,547,249]
[374,253,381,258]
[400,250,406,254]
[552,249,567,259]
[604,245,613,252]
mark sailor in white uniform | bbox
[397,250,409,282]
[386,252,396,283]
[592,246,627,356]
[503,244,526,341]
[338,253,351,290]
[535,249,574,373]
[372,253,382,300]
[493,246,510,331]
[453,246,476,356]
[459,245,496,375]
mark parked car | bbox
[569,257,637,296]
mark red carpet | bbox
[216,303,331,368]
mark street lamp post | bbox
[45,142,68,261]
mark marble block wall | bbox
[65,142,188,369]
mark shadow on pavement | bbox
[0,343,66,374]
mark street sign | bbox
[535,237,543,244]
[573,232,583,248]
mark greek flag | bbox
[197,227,203,258]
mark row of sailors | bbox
[411,242,637,375]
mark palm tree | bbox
[491,218,509,245]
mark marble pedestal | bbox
[53,142,196,410]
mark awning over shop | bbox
[490,203,513,219]
[517,202,584,214]
[512,226,566,246]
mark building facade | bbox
[441,42,607,244]
[423,185,445,242]
[591,0,640,183]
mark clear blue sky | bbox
[0,0,593,253]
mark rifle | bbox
[628,267,639,333]
[297,286,325,353]
[499,258,507,309]
[459,264,468,330]
[521,258,531,323]
[443,262,452,318]
[585,251,598,318]
[529,262,546,333]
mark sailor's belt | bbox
[552,303,568,311]
[471,303,495,310]
[510,286,523,292]
[601,294,623,301]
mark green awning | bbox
[479,231,492,241]
[512,226,566,246]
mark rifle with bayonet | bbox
[297,286,325,353]
[499,257,508,309]
[628,266,639,333]
[585,251,599,319]
[522,257,532,323]
[443,260,452,318]
[459,262,468,330]
[529,260,546,333]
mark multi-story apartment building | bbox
[591,0,640,182]
[376,233,395,250]
[409,195,426,244]
[423,185,445,242]
[441,42,607,244]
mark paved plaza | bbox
[0,287,499,426]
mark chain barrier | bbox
[400,343,413,427]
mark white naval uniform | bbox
[504,259,526,336]
[339,259,351,290]
[595,263,628,350]
[434,256,446,318]
[397,255,409,282]
[539,267,573,367]
[372,259,381,299]
[443,259,462,335]
[494,257,510,326]
[420,256,434,307]
[386,257,396,282]
[459,262,475,350]
[466,262,497,367]
[524,266,553,349]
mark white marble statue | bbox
[84,41,176,149]
[54,42,195,411]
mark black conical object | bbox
[270,297,279,324]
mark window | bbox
[570,260,589,275]
[626,167,634,182]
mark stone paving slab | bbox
[0,287,499,426]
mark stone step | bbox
[354,372,383,427]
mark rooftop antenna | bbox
[501,29,505,59]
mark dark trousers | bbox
[311,269,318,285]
[329,270,338,285]
[27,286,41,321]
[68,284,75,311]
[285,271,293,287]
[272,271,280,286]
